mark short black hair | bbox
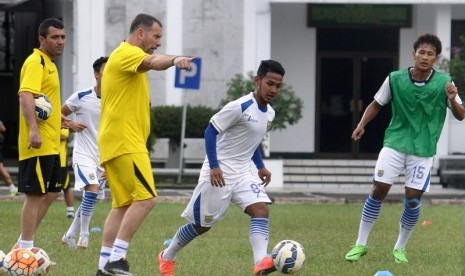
[413,33,442,56]
[129,13,162,34]
[93,56,108,72]
[257,60,285,78]
[38,18,64,37]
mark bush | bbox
[150,105,218,147]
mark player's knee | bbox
[245,203,269,218]
[404,198,421,209]
[193,224,210,235]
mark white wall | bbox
[71,0,105,98]
[270,3,315,153]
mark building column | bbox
[243,0,271,75]
[434,5,452,161]
[73,0,105,95]
[165,0,183,106]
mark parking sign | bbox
[175,58,202,90]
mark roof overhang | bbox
[272,0,465,3]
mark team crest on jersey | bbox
[204,216,213,223]
[377,170,384,177]
[89,173,96,180]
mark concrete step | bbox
[283,159,441,186]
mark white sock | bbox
[164,223,200,260]
[98,246,112,270]
[80,191,98,235]
[250,218,269,264]
[356,196,382,246]
[394,226,414,249]
[19,240,33,249]
[67,206,75,214]
[109,239,129,262]
[66,208,81,237]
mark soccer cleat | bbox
[103,259,133,275]
[254,256,276,275]
[77,233,89,249]
[158,250,175,276]
[61,233,77,249]
[96,269,111,276]
[345,244,368,261]
[393,248,409,263]
[67,212,75,219]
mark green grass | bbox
[0,200,463,275]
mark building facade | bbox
[0,0,464,164]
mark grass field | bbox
[0,199,463,276]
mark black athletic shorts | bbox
[18,154,62,194]
[59,166,71,190]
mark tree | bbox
[435,35,465,100]
[220,71,303,131]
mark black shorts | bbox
[59,166,71,190]
[18,155,62,194]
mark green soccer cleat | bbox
[393,248,408,263]
[345,244,368,261]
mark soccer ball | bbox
[271,240,306,274]
[35,94,52,121]
[0,250,6,275]
[29,248,52,275]
[2,248,38,275]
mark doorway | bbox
[315,28,398,158]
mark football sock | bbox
[80,191,98,235]
[19,240,33,249]
[98,246,112,270]
[66,207,81,237]
[163,223,200,260]
[394,198,420,249]
[109,239,129,262]
[356,195,382,246]
[250,218,269,264]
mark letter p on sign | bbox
[175,58,202,90]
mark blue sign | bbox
[175,58,202,90]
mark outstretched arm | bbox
[138,55,195,72]
[351,100,382,141]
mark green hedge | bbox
[149,105,218,148]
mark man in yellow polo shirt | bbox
[17,18,66,249]
[97,13,194,276]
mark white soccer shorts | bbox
[181,175,272,227]
[373,147,433,192]
[72,157,105,192]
